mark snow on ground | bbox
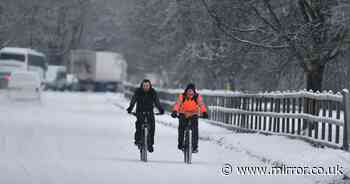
[110,93,350,184]
[0,91,348,184]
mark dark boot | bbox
[148,145,154,153]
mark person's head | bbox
[184,83,196,96]
[141,79,152,92]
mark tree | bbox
[202,0,350,91]
[0,0,90,64]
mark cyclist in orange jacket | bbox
[171,83,208,153]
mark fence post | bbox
[342,89,350,151]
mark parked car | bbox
[8,70,41,90]
[7,70,42,100]
[44,65,67,91]
[0,66,22,89]
[66,74,79,91]
[0,71,12,89]
[52,70,67,91]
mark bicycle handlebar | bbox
[131,112,163,117]
[174,113,204,119]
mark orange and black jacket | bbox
[172,93,207,114]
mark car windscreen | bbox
[0,53,25,62]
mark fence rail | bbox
[124,83,350,151]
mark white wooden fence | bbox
[124,83,350,151]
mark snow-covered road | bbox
[0,92,348,184]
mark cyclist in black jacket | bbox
[126,79,164,152]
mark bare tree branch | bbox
[250,3,279,33]
[0,39,12,49]
[201,0,289,49]
[262,0,283,30]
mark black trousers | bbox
[178,114,198,149]
[134,114,155,146]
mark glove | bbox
[202,112,209,119]
[126,107,133,114]
[158,108,165,115]
[171,111,178,118]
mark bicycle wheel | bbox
[183,129,188,163]
[140,126,148,162]
[184,129,192,164]
[188,130,192,164]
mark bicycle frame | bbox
[132,112,151,162]
[140,112,150,162]
[132,111,161,162]
[181,113,199,164]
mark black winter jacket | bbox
[128,87,163,113]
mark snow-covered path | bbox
[0,92,348,184]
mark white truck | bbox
[70,50,127,92]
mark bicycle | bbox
[132,111,162,162]
[178,112,201,164]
